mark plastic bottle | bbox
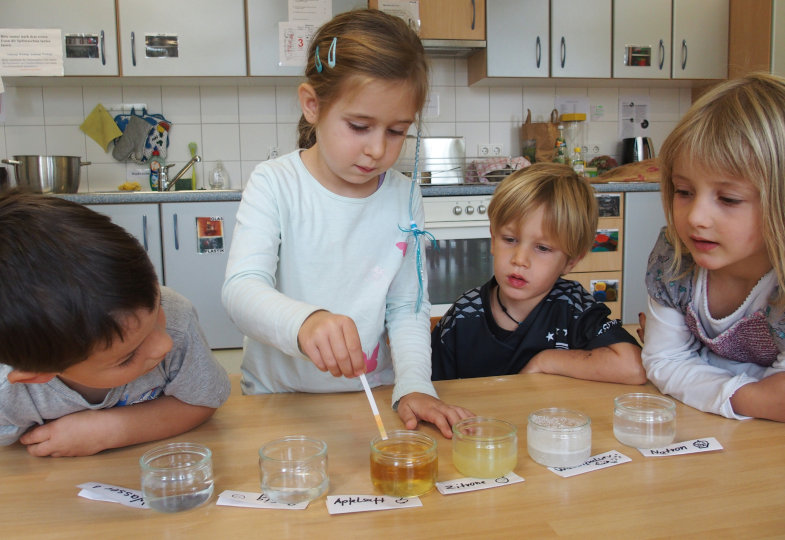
[560,113,586,160]
[553,123,567,164]
[570,147,585,175]
[149,150,164,190]
[209,160,229,190]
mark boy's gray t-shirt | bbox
[0,287,231,445]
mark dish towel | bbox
[80,103,123,151]
[112,115,153,163]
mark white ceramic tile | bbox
[679,87,693,115]
[84,163,128,192]
[418,122,456,137]
[121,87,163,116]
[239,124,278,162]
[277,122,299,153]
[239,87,277,123]
[85,133,119,164]
[45,125,86,157]
[646,121,679,156]
[522,86,557,121]
[43,87,85,125]
[162,86,201,124]
[203,160,241,190]
[455,122,490,158]
[3,86,44,126]
[275,87,302,124]
[489,122,520,157]
[0,126,6,158]
[200,86,239,124]
[454,58,469,86]
[4,125,46,155]
[425,87,455,123]
[489,87,523,123]
[586,121,623,160]
[83,85,123,116]
[588,87,619,122]
[455,86,489,122]
[202,124,241,161]
[429,57,455,86]
[649,88,681,121]
[167,124,202,163]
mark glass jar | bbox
[370,430,437,497]
[613,393,676,449]
[140,442,214,513]
[259,436,329,504]
[452,417,518,478]
[527,408,591,468]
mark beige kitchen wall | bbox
[0,57,692,192]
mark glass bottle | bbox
[209,160,229,190]
[553,124,567,164]
[570,147,585,175]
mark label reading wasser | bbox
[436,472,524,495]
[326,495,422,515]
[77,482,147,509]
[639,437,723,457]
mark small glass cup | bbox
[140,442,214,513]
[614,393,677,449]
[452,417,518,478]
[370,430,438,497]
[259,436,329,504]
[527,408,592,468]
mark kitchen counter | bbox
[59,182,659,205]
[2,374,783,537]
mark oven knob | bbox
[478,204,487,214]
[452,205,463,215]
[465,205,475,215]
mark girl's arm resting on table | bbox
[522,342,647,384]
[18,396,215,457]
[641,297,758,419]
[729,371,785,422]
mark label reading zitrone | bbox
[436,472,524,495]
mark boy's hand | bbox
[397,393,475,438]
[20,410,109,457]
[298,310,365,378]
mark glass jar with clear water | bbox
[140,442,214,513]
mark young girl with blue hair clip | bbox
[223,9,473,437]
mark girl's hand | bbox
[298,310,365,378]
[397,393,475,438]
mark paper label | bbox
[326,495,422,515]
[548,450,632,478]
[436,472,524,495]
[77,482,148,509]
[216,490,309,510]
[0,28,64,76]
[639,437,723,457]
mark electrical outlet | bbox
[585,143,601,155]
[491,144,504,156]
[267,146,279,160]
[478,144,491,156]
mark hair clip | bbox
[315,45,323,73]
[327,37,337,69]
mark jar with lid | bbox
[560,113,586,160]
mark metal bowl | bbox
[1,155,90,193]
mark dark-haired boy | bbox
[0,190,230,456]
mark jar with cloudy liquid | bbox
[527,408,591,468]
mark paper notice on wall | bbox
[619,95,651,139]
[278,22,318,67]
[0,28,64,76]
[288,0,331,24]
[376,1,421,33]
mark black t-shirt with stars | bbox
[431,277,639,380]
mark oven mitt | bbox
[112,115,152,163]
[143,121,170,162]
[80,103,123,152]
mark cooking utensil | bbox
[621,137,655,164]
[1,155,90,193]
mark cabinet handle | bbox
[535,36,541,68]
[681,39,687,70]
[100,30,106,66]
[560,37,566,69]
[658,39,664,70]
[131,31,136,67]
[142,214,149,251]
[173,213,179,250]
[470,0,476,30]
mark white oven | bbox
[422,195,494,317]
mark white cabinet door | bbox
[613,0,672,79]
[117,0,246,76]
[772,0,785,76]
[0,0,118,76]
[485,0,549,77]
[87,203,163,283]
[247,0,366,76]
[160,202,243,349]
[551,0,612,78]
[672,0,729,79]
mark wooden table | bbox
[3,374,785,538]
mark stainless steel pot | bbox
[1,155,90,193]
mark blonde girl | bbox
[642,72,785,421]
[223,9,472,436]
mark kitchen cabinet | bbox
[672,0,729,79]
[550,0,612,78]
[117,0,246,76]
[0,0,119,76]
[87,203,163,283]
[368,0,486,40]
[247,0,366,76]
[728,0,785,78]
[613,0,672,79]
[160,201,243,349]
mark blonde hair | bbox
[658,72,785,304]
[488,163,598,261]
[297,9,428,149]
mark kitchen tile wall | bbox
[0,58,692,192]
